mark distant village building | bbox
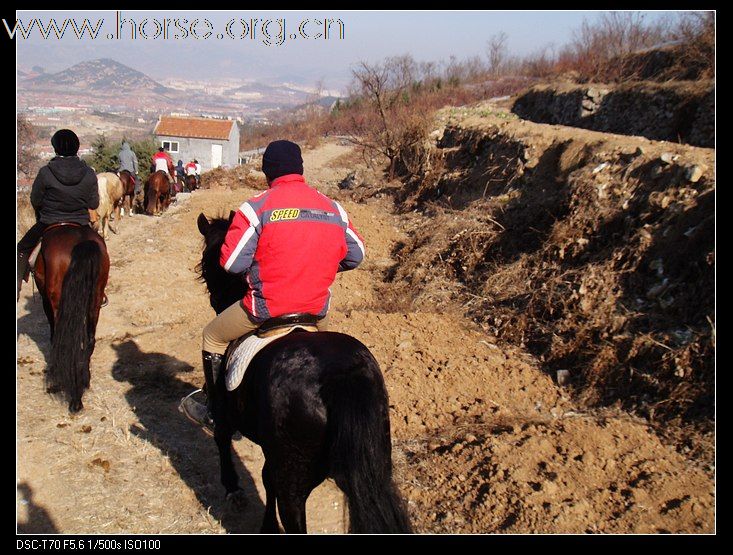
[239,147,266,165]
[153,115,240,172]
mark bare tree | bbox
[487,32,509,77]
[17,115,39,179]
[567,11,670,80]
[348,57,432,180]
[669,11,715,79]
[349,61,398,178]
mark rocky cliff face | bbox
[512,81,714,148]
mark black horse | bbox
[196,213,411,534]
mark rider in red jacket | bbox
[181,140,365,433]
[152,148,174,180]
[220,175,364,320]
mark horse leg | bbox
[214,423,241,497]
[109,204,119,233]
[260,462,280,533]
[276,488,309,534]
[42,295,62,394]
[40,294,55,340]
[272,455,315,533]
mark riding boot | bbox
[202,350,224,415]
[17,251,29,301]
[180,351,224,434]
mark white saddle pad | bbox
[225,326,314,391]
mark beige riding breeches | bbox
[202,301,330,355]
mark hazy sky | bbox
[13,10,680,92]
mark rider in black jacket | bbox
[17,129,99,299]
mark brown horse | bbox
[144,171,171,216]
[33,224,110,412]
[185,174,198,192]
[118,170,136,216]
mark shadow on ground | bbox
[17,482,59,534]
[110,339,264,533]
[17,294,52,365]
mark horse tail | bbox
[47,240,102,412]
[325,349,412,533]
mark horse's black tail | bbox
[326,351,412,534]
[47,240,102,412]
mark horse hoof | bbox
[260,522,281,534]
[226,489,248,511]
[69,400,84,413]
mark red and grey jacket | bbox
[152,151,174,173]
[219,174,365,322]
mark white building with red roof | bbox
[153,115,240,172]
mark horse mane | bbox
[196,214,247,314]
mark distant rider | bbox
[174,160,186,193]
[180,140,365,433]
[185,160,197,177]
[17,129,99,300]
[193,159,202,187]
[151,147,174,182]
[118,141,140,194]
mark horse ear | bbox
[228,210,236,224]
[197,213,210,236]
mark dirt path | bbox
[17,143,714,534]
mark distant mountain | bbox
[16,57,329,118]
[22,58,171,94]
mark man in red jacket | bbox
[182,140,365,432]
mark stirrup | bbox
[178,389,214,436]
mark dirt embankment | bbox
[17,141,714,534]
[385,106,714,448]
[511,81,714,148]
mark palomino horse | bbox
[196,213,411,534]
[95,172,125,239]
[118,170,136,216]
[33,223,110,412]
[144,171,171,216]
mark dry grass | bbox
[17,192,35,240]
[203,165,268,191]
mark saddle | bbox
[27,223,84,277]
[257,313,321,337]
[225,313,321,391]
